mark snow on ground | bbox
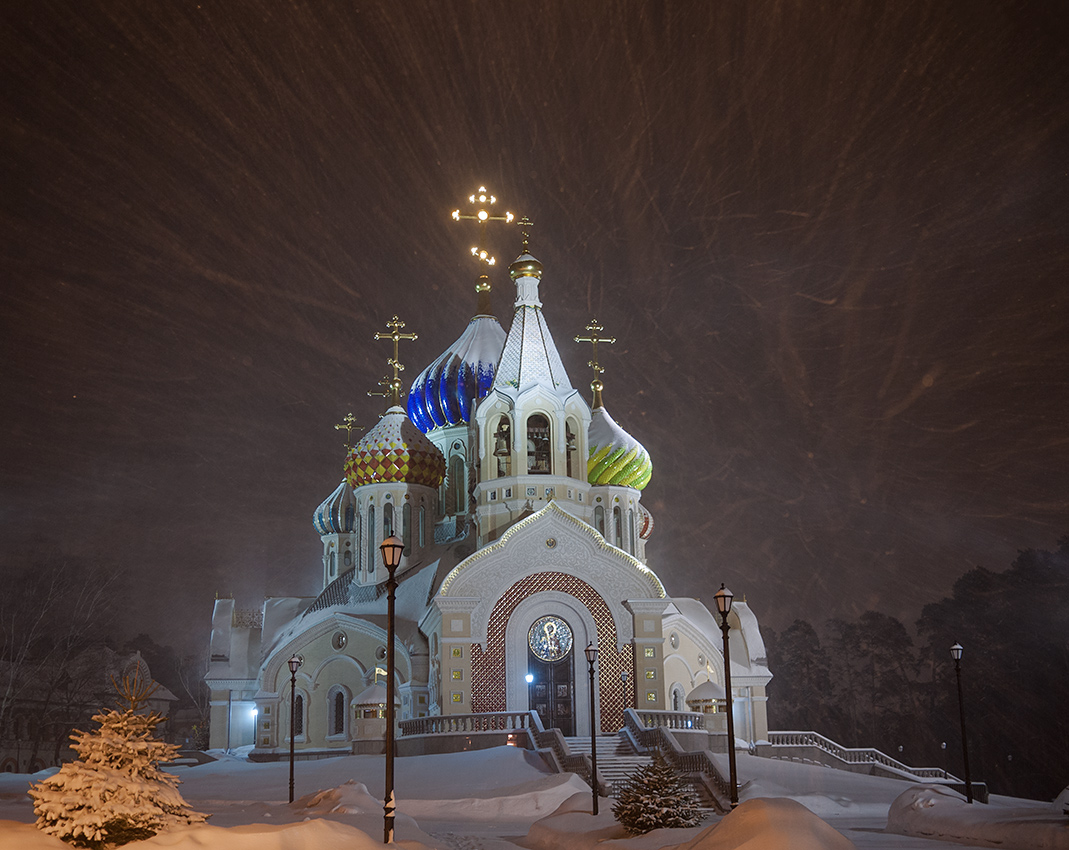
[1,745,1065,850]
[887,785,1068,850]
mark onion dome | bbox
[345,406,446,488]
[313,479,357,534]
[407,312,506,432]
[686,680,727,712]
[588,406,653,490]
[508,252,543,281]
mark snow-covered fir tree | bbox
[29,669,206,848]
[612,751,703,835]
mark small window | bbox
[419,505,425,547]
[613,506,623,548]
[494,416,512,477]
[293,694,305,737]
[383,502,394,538]
[566,420,579,478]
[594,505,606,537]
[402,502,412,551]
[366,506,376,572]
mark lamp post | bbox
[287,654,302,803]
[380,535,405,844]
[713,584,738,808]
[584,642,599,815]
[950,643,973,803]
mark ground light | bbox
[287,654,302,803]
[380,534,405,843]
[713,583,738,808]
[584,642,599,815]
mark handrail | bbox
[623,708,730,811]
[629,708,706,730]
[399,711,535,737]
[766,731,961,782]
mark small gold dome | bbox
[508,252,543,281]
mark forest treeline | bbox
[763,536,1069,801]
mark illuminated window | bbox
[646,692,657,703]
[645,669,656,679]
[451,670,462,680]
[451,647,463,658]
[644,647,655,658]
[451,693,463,703]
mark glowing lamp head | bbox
[525,673,534,683]
[452,210,460,221]
[950,642,963,661]
[379,535,405,570]
[287,654,302,674]
[714,583,734,619]
[478,210,488,221]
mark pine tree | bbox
[28,667,207,848]
[612,751,703,835]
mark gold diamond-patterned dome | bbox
[345,406,445,489]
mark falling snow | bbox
[1,1,1067,653]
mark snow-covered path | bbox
[1,747,1064,850]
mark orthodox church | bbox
[206,191,771,758]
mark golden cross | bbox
[334,412,363,451]
[374,316,417,407]
[452,186,514,266]
[516,216,535,253]
[366,375,391,400]
[575,319,616,408]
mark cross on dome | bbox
[451,186,514,267]
[333,412,363,452]
[374,316,418,407]
[575,319,616,408]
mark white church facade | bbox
[206,194,772,758]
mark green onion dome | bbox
[587,406,653,490]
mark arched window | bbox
[629,508,636,555]
[613,506,623,548]
[418,505,425,547]
[383,502,394,538]
[355,513,363,570]
[329,550,336,578]
[327,686,349,737]
[671,684,686,713]
[493,416,512,478]
[343,545,352,568]
[366,506,376,574]
[566,419,579,478]
[527,414,551,474]
[594,505,605,537]
[293,693,305,738]
[402,502,412,551]
[446,456,466,515]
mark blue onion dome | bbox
[313,479,357,534]
[588,406,653,490]
[407,313,506,431]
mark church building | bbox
[205,190,772,758]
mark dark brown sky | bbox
[2,0,1067,655]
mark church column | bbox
[433,597,480,715]
[625,600,669,710]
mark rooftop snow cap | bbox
[407,313,506,431]
[588,405,653,490]
[313,479,358,534]
[345,406,446,489]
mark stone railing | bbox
[399,711,536,737]
[623,708,731,810]
[766,731,960,782]
[630,709,706,731]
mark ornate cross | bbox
[452,186,515,266]
[575,319,616,408]
[374,316,417,407]
[334,412,363,452]
[516,216,535,253]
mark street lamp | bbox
[950,643,973,803]
[713,584,738,808]
[584,642,599,815]
[380,535,405,844]
[287,654,302,803]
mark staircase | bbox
[564,733,652,797]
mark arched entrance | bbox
[526,615,576,735]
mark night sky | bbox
[3,1,1067,657]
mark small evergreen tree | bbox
[29,667,207,848]
[612,751,703,835]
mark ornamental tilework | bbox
[470,571,635,732]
